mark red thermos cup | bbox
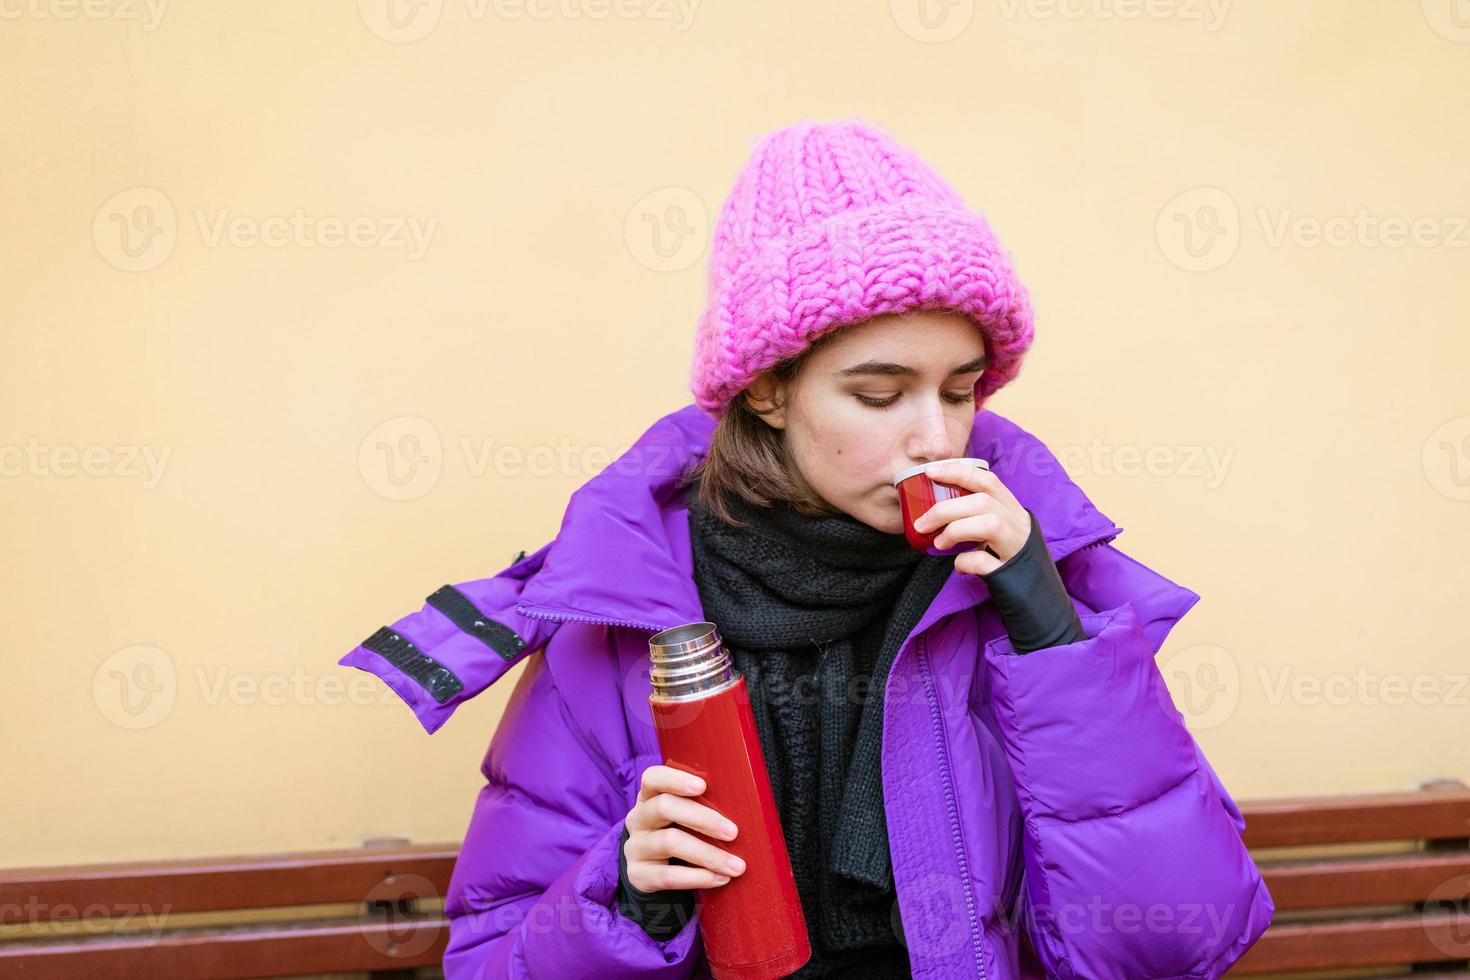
[647,621,811,979]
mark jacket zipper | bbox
[1067,534,1116,556]
[914,630,988,979]
[516,602,669,635]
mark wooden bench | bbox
[2,783,1466,978]
[1232,779,1470,976]
[0,839,454,979]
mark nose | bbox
[905,409,955,465]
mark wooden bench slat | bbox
[1260,851,1470,910]
[0,915,448,980]
[1229,911,1470,974]
[0,844,458,921]
[1240,789,1470,848]
[4,784,1467,977]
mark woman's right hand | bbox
[623,764,747,892]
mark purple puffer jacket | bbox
[339,403,1273,979]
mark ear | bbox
[742,373,787,430]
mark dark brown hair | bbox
[678,330,845,528]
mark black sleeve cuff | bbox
[616,822,698,941]
[981,507,1088,654]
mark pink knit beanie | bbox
[690,117,1036,420]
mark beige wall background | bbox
[3,0,1467,869]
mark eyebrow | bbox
[837,354,988,378]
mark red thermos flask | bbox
[647,621,811,979]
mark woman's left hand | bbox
[910,461,1031,577]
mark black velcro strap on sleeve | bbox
[426,585,528,662]
[360,626,465,703]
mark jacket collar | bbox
[515,403,1122,633]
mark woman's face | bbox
[745,310,989,534]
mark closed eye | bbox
[856,390,976,410]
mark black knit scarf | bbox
[685,474,952,977]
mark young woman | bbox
[340,119,1272,979]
